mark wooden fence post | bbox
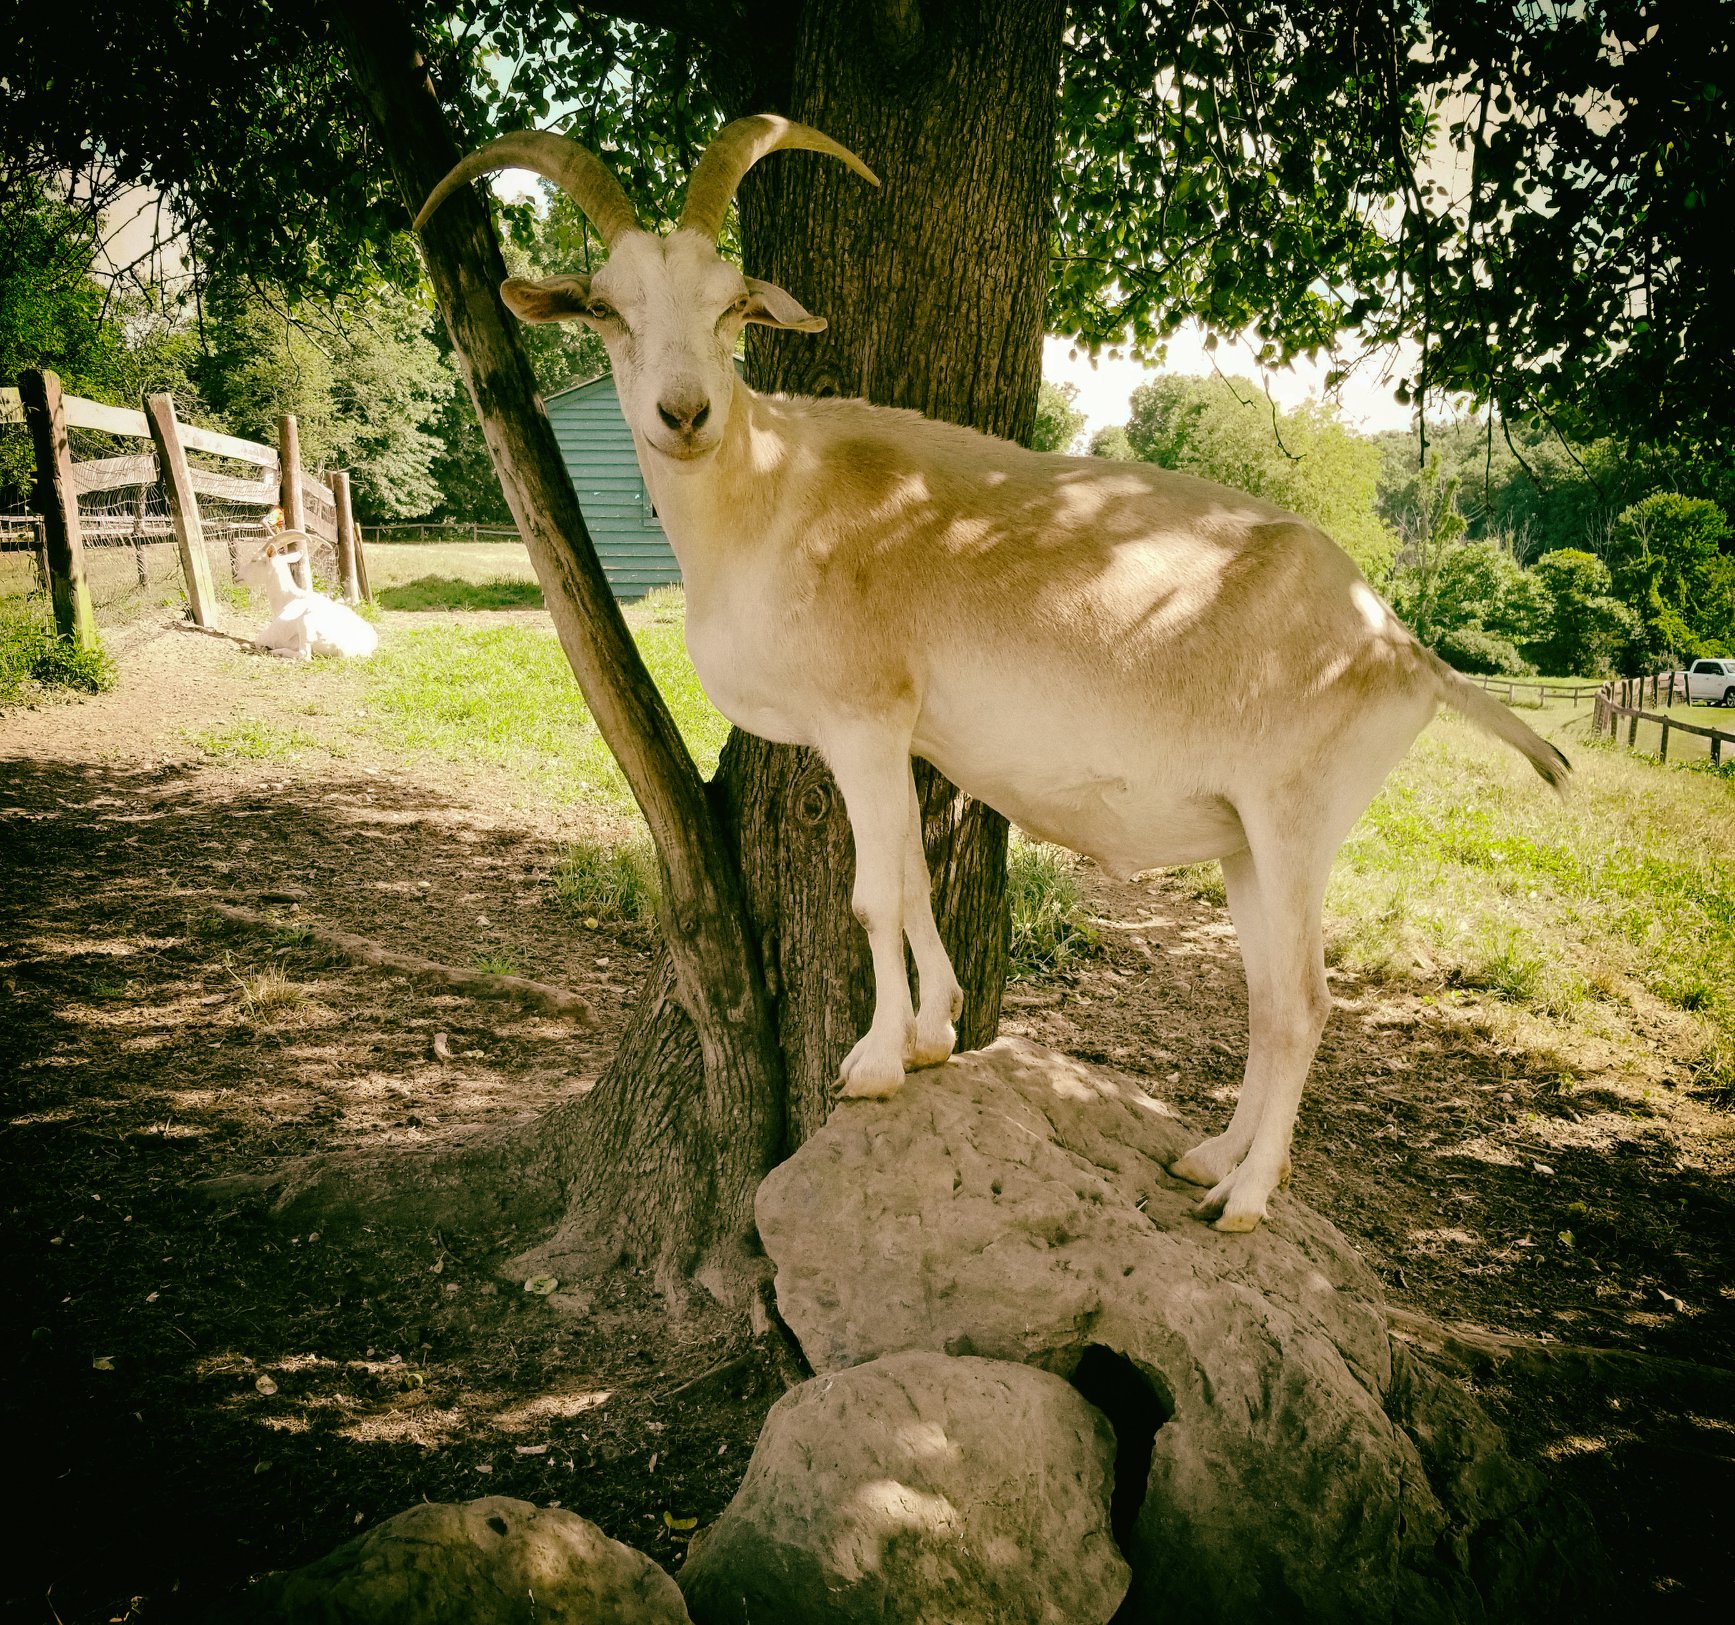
[18,369,98,649]
[1627,710,1640,749]
[145,394,219,628]
[1659,719,1670,762]
[333,471,362,605]
[1714,734,1723,769]
[278,413,310,589]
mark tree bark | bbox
[319,0,1064,1294]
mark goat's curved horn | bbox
[415,131,641,247]
[680,115,878,240]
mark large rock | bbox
[756,1037,1589,1623]
[268,1496,690,1623]
[678,1350,1130,1625]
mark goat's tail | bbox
[1421,646,1572,793]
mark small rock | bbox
[679,1351,1128,1625]
[266,1498,693,1623]
[259,885,308,904]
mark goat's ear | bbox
[742,277,826,334]
[501,274,595,324]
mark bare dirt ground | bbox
[2,620,1731,1622]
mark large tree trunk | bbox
[322,0,1063,1298]
[720,0,1066,1141]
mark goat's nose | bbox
[657,396,710,434]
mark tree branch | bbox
[570,0,778,55]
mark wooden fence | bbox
[1470,675,1606,706]
[360,520,523,545]
[1,369,371,648]
[1592,672,1734,769]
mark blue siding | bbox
[544,372,680,600]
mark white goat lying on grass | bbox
[420,118,1569,1232]
[241,537,377,661]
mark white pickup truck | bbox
[1684,658,1735,706]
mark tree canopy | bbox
[5,1,1727,469]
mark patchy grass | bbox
[553,836,661,923]
[1171,862,1228,908]
[376,577,545,612]
[185,720,318,761]
[473,951,522,977]
[1325,698,1735,1095]
[1007,835,1096,979]
[0,603,118,701]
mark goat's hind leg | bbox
[826,724,919,1100]
[1170,847,1270,1188]
[1184,826,1333,1232]
[903,772,963,1068]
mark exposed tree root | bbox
[1387,1306,1735,1401]
[210,901,594,1021]
[198,956,774,1313]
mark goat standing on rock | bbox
[419,117,1569,1233]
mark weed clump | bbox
[227,963,306,1023]
[1008,835,1097,979]
[554,836,661,923]
[0,608,117,700]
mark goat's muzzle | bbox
[650,393,718,460]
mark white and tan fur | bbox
[422,118,1568,1231]
[242,535,378,661]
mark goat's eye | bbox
[586,300,619,322]
[722,295,752,324]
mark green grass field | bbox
[363,540,544,611]
[1328,697,1733,1091]
[16,529,1728,1095]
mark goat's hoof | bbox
[906,1020,957,1070]
[839,1067,905,1101]
[839,1034,908,1100]
[1170,1137,1241,1188]
[1193,1161,1281,1233]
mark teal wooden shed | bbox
[544,370,680,599]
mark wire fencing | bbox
[1,383,351,654]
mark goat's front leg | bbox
[826,725,918,1100]
[903,770,963,1068]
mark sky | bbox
[1042,326,1420,442]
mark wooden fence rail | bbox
[1592,674,1734,770]
[1471,675,1606,706]
[2,375,373,638]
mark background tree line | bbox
[1038,374,1734,677]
